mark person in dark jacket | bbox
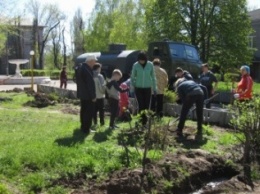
[60,66,67,89]
[76,55,97,134]
[175,78,204,138]
[200,63,218,108]
[107,69,129,129]
[168,67,193,91]
[175,67,193,80]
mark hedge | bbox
[21,69,74,80]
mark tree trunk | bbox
[244,131,252,182]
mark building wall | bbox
[251,19,260,59]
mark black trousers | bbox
[205,85,213,109]
[178,94,204,133]
[93,98,105,125]
[109,98,119,127]
[135,88,152,125]
[80,99,95,132]
[151,94,164,117]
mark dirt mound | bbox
[71,150,239,194]
[24,92,56,108]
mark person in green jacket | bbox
[130,51,157,125]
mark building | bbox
[0,18,44,75]
[249,9,260,82]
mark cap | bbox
[86,54,98,62]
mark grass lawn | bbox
[217,81,260,94]
[0,92,243,194]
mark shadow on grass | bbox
[55,128,88,147]
[93,127,113,143]
[177,135,208,149]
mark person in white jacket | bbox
[93,63,106,126]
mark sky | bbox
[10,0,260,52]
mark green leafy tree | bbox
[85,0,146,51]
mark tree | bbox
[84,0,146,51]
[71,8,85,58]
[145,0,254,69]
[27,0,65,69]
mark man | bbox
[200,63,218,108]
[175,78,204,139]
[151,58,168,117]
[175,67,193,80]
[168,67,193,91]
[76,55,97,134]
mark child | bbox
[119,81,129,117]
[106,69,129,129]
[93,63,106,126]
[60,66,67,89]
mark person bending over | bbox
[175,78,204,138]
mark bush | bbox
[214,73,222,82]
[164,90,177,103]
[224,73,240,83]
[21,70,47,77]
[0,184,10,194]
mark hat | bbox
[240,65,250,74]
[86,54,98,62]
[175,67,183,73]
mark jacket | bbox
[107,80,128,100]
[177,80,204,99]
[236,75,253,100]
[130,61,157,92]
[60,70,67,81]
[76,63,96,100]
[154,66,168,94]
[93,71,106,99]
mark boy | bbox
[60,66,67,89]
[93,63,106,126]
[107,69,129,129]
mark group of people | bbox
[75,51,254,138]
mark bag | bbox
[73,63,82,83]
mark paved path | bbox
[0,80,77,92]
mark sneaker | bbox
[176,130,184,138]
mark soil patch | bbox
[69,150,239,194]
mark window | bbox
[169,44,185,58]
[184,45,199,60]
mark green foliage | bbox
[21,70,47,77]
[224,73,240,83]
[214,73,222,82]
[163,90,177,103]
[85,0,146,51]
[0,183,10,194]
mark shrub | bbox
[230,99,260,186]
[21,70,47,77]
[224,73,240,83]
[214,73,222,82]
[163,90,177,103]
[0,184,10,194]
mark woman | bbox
[130,51,157,125]
[234,65,253,101]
